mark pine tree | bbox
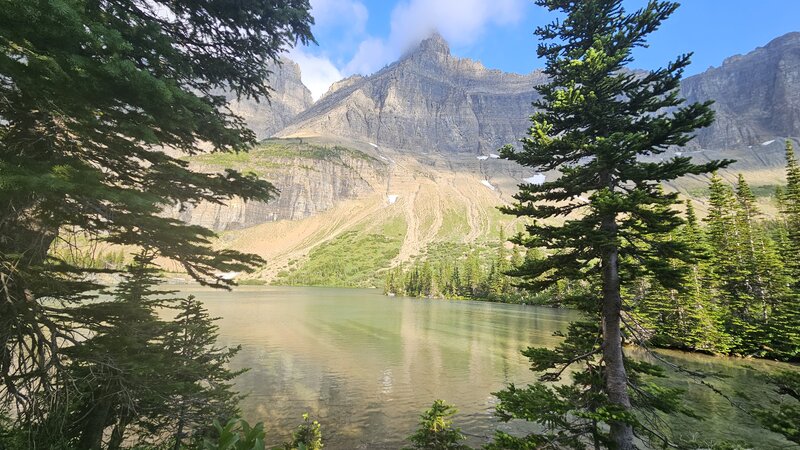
[781,140,800,280]
[705,172,760,353]
[61,252,246,449]
[405,400,470,450]
[0,0,313,420]
[164,296,245,449]
[461,252,483,298]
[679,201,731,352]
[64,251,179,449]
[497,1,730,447]
[772,141,800,359]
[632,200,730,353]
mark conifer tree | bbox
[772,141,800,359]
[632,200,730,353]
[0,0,314,418]
[736,175,788,346]
[779,141,800,289]
[705,172,758,353]
[679,201,731,352]
[64,251,179,449]
[61,251,245,449]
[497,1,729,447]
[164,296,245,449]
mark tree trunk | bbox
[601,219,635,450]
[0,213,59,406]
[173,403,187,450]
[78,395,112,450]
[108,417,130,450]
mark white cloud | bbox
[288,48,344,101]
[344,38,390,75]
[310,0,368,35]
[346,0,527,75]
[292,0,528,99]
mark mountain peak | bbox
[414,32,450,56]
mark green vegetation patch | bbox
[685,183,783,199]
[189,139,378,175]
[274,216,406,288]
[437,208,471,239]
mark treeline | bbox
[387,142,800,362]
[631,141,800,361]
[382,240,541,303]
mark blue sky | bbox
[292,0,800,99]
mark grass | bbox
[237,279,267,286]
[274,216,407,288]
[437,207,471,239]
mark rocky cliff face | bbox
[681,32,800,149]
[181,33,800,233]
[175,141,386,230]
[226,58,314,140]
[277,33,800,155]
[278,34,548,154]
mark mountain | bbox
[681,32,800,149]
[277,34,548,154]
[225,58,313,140]
[177,32,800,285]
[279,32,800,156]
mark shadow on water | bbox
[177,285,796,449]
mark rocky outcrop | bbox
[226,58,314,140]
[278,34,548,154]
[175,141,386,230]
[681,32,800,149]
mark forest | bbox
[386,148,800,362]
[1,0,798,449]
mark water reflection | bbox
[180,286,794,449]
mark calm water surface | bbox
[180,285,796,449]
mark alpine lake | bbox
[174,285,796,449]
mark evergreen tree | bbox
[64,251,179,449]
[461,252,483,298]
[497,1,729,448]
[781,140,800,280]
[772,141,800,359]
[405,400,470,450]
[705,172,760,353]
[632,200,730,353]
[0,0,313,421]
[164,296,245,449]
[57,251,245,449]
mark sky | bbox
[291,0,800,100]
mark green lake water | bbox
[178,285,797,449]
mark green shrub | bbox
[405,400,471,450]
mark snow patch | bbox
[477,156,489,161]
[675,151,683,157]
[762,139,776,146]
[489,153,501,159]
[387,194,399,205]
[577,196,591,204]
[481,180,496,191]
[369,143,379,148]
[524,174,546,185]
[215,271,240,281]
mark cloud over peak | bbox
[292,0,528,100]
